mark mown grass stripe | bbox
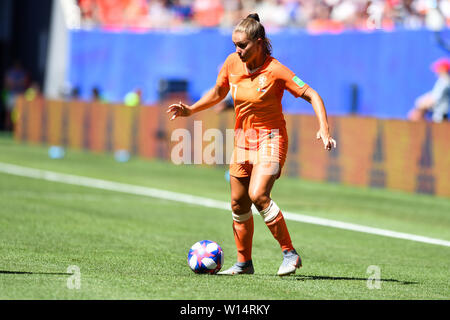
[1,162,449,248]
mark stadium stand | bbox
[76,0,450,32]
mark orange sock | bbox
[265,212,294,252]
[232,211,254,263]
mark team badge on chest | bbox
[257,75,267,92]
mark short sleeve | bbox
[216,56,231,89]
[274,63,309,98]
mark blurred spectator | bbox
[254,0,290,29]
[366,0,386,29]
[124,0,150,29]
[330,0,366,29]
[408,57,450,123]
[59,82,81,101]
[399,0,424,29]
[79,0,99,27]
[80,0,149,29]
[192,0,224,27]
[148,0,174,28]
[71,86,81,100]
[171,0,194,25]
[12,82,43,127]
[307,0,340,33]
[92,86,108,102]
[124,88,142,106]
[24,82,42,102]
[3,60,29,131]
[76,0,450,32]
[96,0,127,28]
[221,0,242,28]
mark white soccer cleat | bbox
[277,250,302,276]
[217,261,254,275]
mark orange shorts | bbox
[229,130,288,178]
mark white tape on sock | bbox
[232,210,253,222]
[259,200,280,223]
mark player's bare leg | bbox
[249,162,302,276]
[218,175,255,275]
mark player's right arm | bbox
[167,85,229,120]
[167,55,234,120]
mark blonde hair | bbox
[234,13,272,55]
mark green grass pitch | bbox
[0,133,449,299]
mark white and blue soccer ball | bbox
[187,240,224,274]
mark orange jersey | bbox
[216,53,310,136]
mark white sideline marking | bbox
[0,162,449,248]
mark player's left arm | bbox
[278,63,337,151]
[301,87,336,151]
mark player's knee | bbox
[249,190,270,211]
[231,199,251,215]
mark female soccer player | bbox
[167,13,336,276]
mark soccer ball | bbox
[187,240,224,274]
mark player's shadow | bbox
[0,270,72,276]
[293,274,418,285]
